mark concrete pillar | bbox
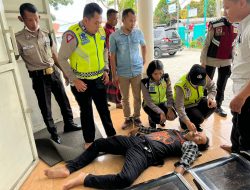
[137,0,154,74]
[216,0,221,17]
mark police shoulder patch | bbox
[66,33,74,43]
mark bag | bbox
[106,81,122,104]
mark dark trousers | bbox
[180,97,215,130]
[66,136,154,189]
[31,70,74,136]
[206,65,231,107]
[71,76,116,143]
[143,103,169,125]
[231,97,250,153]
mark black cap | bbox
[188,64,206,86]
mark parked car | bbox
[154,27,183,59]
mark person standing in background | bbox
[104,9,122,109]
[110,8,147,129]
[221,0,250,156]
[200,15,237,117]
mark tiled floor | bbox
[20,50,233,189]
[20,104,232,190]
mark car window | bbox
[165,30,179,38]
[165,30,172,38]
[154,30,164,38]
[172,31,180,38]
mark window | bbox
[154,30,164,38]
[165,30,180,38]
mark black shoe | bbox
[197,127,203,132]
[133,118,143,128]
[159,122,165,127]
[215,107,227,117]
[179,119,187,130]
[64,123,81,133]
[149,117,156,128]
[121,118,133,130]
[149,121,156,128]
[51,134,61,144]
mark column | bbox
[137,0,154,74]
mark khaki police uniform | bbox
[58,22,116,143]
[15,28,76,139]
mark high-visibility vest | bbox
[142,74,169,105]
[68,23,106,79]
[174,74,204,106]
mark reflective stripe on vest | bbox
[174,74,204,106]
[68,24,106,79]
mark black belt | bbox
[28,67,54,78]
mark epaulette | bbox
[63,30,75,36]
[163,73,169,81]
[141,78,149,85]
[15,30,23,36]
[40,28,49,33]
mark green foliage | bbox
[189,0,216,18]
[120,0,136,11]
[154,0,216,24]
[97,0,136,11]
[48,0,73,10]
[154,0,170,25]
[189,36,205,49]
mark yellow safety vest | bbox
[174,74,204,106]
[68,23,106,79]
[142,77,168,105]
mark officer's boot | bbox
[46,120,61,144]
[149,117,156,128]
[215,103,227,117]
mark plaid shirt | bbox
[138,126,200,170]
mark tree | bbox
[48,0,73,10]
[154,0,170,25]
[154,0,216,24]
[188,0,216,18]
[97,0,136,24]
[97,0,136,12]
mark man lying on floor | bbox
[44,126,209,190]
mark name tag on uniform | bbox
[80,32,90,45]
[149,85,156,93]
[23,45,34,50]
